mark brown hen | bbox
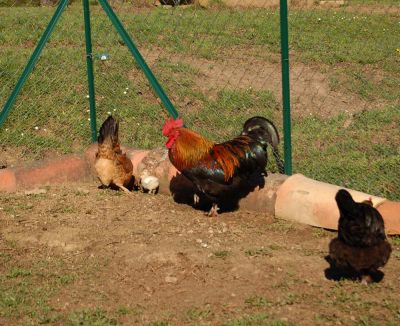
[95,116,134,193]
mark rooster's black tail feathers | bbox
[241,116,284,173]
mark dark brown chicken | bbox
[94,116,134,193]
[328,189,392,284]
[163,116,280,216]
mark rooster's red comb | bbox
[162,117,184,136]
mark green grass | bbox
[0,260,69,323]
[293,105,400,200]
[0,3,399,199]
[223,313,287,326]
[67,308,118,326]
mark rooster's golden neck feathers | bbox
[168,128,250,181]
[169,128,214,170]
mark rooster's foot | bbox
[206,204,219,217]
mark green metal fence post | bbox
[279,0,293,175]
[83,0,97,142]
[0,0,70,128]
[97,0,179,119]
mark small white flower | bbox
[86,95,90,98]
[88,118,90,121]
[107,111,111,115]
[125,87,129,90]
[34,126,39,130]
[21,133,24,136]
[43,129,47,132]
[318,18,321,21]
[123,91,127,95]
[5,128,8,131]
[113,108,117,112]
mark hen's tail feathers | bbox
[98,115,120,150]
[241,116,284,173]
[98,115,118,144]
[335,189,357,216]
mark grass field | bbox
[0,2,399,199]
[1,2,400,325]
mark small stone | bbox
[196,239,202,243]
[77,188,89,194]
[25,188,47,195]
[165,276,178,284]
[201,243,208,248]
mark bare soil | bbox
[141,48,387,119]
[1,182,400,325]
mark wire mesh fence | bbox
[0,0,399,199]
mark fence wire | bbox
[0,0,399,200]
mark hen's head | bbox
[163,117,184,149]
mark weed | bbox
[213,250,229,259]
[6,268,31,278]
[245,248,272,258]
[245,296,270,307]
[186,306,212,322]
[67,308,118,326]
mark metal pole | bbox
[83,0,97,142]
[0,0,70,128]
[279,0,293,175]
[97,0,179,119]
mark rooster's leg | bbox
[207,203,219,217]
[193,194,200,206]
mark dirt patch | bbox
[139,47,387,118]
[345,4,400,15]
[1,182,400,325]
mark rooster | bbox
[94,116,134,193]
[162,116,281,216]
[327,189,392,284]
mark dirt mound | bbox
[1,182,399,324]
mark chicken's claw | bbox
[206,204,219,217]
